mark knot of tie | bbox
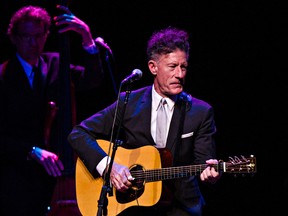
[156,98,168,148]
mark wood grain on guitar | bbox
[75,139,257,216]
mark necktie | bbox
[156,98,168,148]
[32,65,42,92]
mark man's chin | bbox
[26,54,39,61]
[169,88,183,95]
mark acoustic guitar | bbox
[75,139,257,216]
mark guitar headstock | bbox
[220,155,257,174]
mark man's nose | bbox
[175,67,185,78]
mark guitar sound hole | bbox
[116,164,144,204]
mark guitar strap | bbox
[173,92,191,165]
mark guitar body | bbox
[76,140,162,216]
[75,140,257,216]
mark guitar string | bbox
[130,162,254,180]
[130,164,216,180]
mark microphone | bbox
[121,69,143,84]
[95,37,113,55]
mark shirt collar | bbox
[16,53,38,78]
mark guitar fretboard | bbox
[131,164,218,182]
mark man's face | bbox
[11,20,48,64]
[149,49,188,98]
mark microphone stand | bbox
[104,51,118,97]
[96,83,132,216]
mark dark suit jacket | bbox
[0,51,103,215]
[68,85,217,209]
[0,52,103,162]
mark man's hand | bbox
[110,162,134,192]
[53,5,93,46]
[30,147,64,177]
[200,159,221,184]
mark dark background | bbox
[1,1,287,215]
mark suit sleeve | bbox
[68,100,117,177]
[192,105,217,165]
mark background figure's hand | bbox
[30,147,64,177]
[200,159,221,184]
[53,4,94,46]
[110,163,134,192]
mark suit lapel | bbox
[166,100,182,152]
[9,57,32,93]
[38,56,48,88]
[140,86,155,144]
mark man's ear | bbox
[148,60,157,75]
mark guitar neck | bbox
[131,164,216,182]
[130,156,256,182]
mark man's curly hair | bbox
[146,26,190,61]
[7,5,51,37]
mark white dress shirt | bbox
[151,85,175,148]
[96,85,176,175]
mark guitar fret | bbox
[141,164,209,182]
[131,162,255,183]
